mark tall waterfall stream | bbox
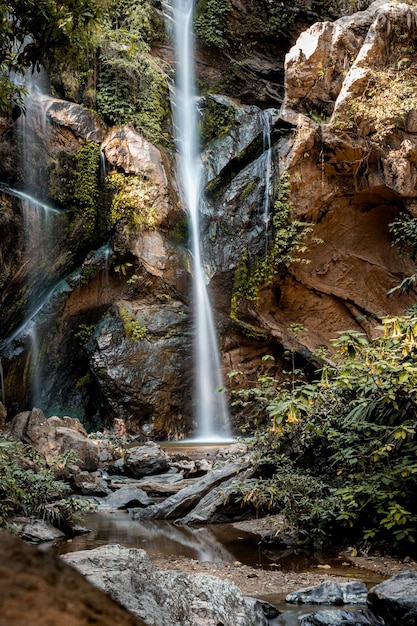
[170,0,231,441]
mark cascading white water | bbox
[261,110,273,245]
[171,0,230,441]
[12,73,64,408]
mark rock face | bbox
[0,531,146,626]
[63,544,270,626]
[299,608,383,626]
[367,570,417,626]
[7,408,99,471]
[1,0,417,439]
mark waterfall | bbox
[170,0,231,441]
[261,109,273,248]
[12,72,64,409]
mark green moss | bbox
[231,173,312,315]
[119,305,148,342]
[107,172,157,233]
[240,180,257,200]
[199,98,235,147]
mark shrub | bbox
[0,433,90,531]
[233,315,417,553]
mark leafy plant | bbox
[194,0,232,50]
[232,315,417,553]
[231,173,312,314]
[95,0,169,144]
[0,433,90,531]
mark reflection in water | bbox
[56,512,255,564]
[55,511,326,572]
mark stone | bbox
[134,459,250,521]
[7,408,99,472]
[177,467,255,525]
[13,519,65,543]
[299,608,384,626]
[101,484,154,510]
[0,531,145,626]
[124,442,171,479]
[47,98,106,143]
[367,570,417,626]
[72,471,111,497]
[286,580,368,605]
[63,544,270,626]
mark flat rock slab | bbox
[299,608,383,626]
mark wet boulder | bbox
[367,570,417,626]
[286,581,368,605]
[63,544,270,626]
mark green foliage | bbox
[194,0,232,50]
[266,6,295,38]
[95,0,169,144]
[233,315,417,553]
[0,0,103,112]
[231,173,311,314]
[107,172,157,234]
[0,433,89,530]
[63,141,103,239]
[119,305,147,341]
[240,180,257,200]
[74,323,96,346]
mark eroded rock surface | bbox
[367,570,417,626]
[63,544,271,626]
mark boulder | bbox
[134,459,250,521]
[7,408,99,471]
[0,531,145,626]
[286,580,368,605]
[367,570,417,626]
[72,471,111,497]
[299,608,384,626]
[101,485,154,510]
[63,544,270,626]
[124,442,171,479]
[177,467,255,525]
[12,518,65,543]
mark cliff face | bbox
[0,0,416,438]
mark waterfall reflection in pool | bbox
[55,511,321,572]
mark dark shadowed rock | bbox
[102,484,154,509]
[286,580,368,605]
[63,543,270,626]
[0,531,145,626]
[367,570,417,626]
